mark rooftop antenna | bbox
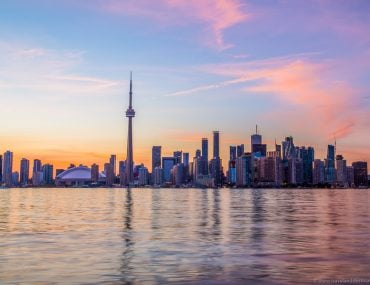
[256,124,258,135]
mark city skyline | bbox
[0,0,369,171]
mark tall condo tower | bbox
[125,72,135,185]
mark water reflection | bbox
[0,188,370,285]
[120,188,134,284]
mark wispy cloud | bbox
[0,41,120,97]
[165,54,368,142]
[89,0,249,50]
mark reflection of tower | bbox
[125,72,135,185]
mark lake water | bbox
[0,188,370,285]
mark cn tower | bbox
[125,72,135,185]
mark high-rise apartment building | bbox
[152,146,162,172]
[202,138,208,161]
[213,131,220,159]
[91,163,99,182]
[110,155,116,177]
[42,164,54,185]
[20,158,30,186]
[162,157,176,182]
[352,161,368,187]
[3,151,13,187]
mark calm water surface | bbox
[1,188,370,284]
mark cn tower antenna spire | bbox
[129,71,133,108]
[125,71,135,185]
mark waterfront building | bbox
[42,164,54,185]
[173,163,185,186]
[346,166,354,187]
[236,154,252,187]
[110,155,116,177]
[313,159,325,185]
[32,159,42,186]
[125,72,135,185]
[152,146,161,172]
[352,161,368,187]
[336,155,347,187]
[104,163,114,186]
[56,166,106,187]
[3,151,13,187]
[91,163,99,182]
[298,146,314,185]
[295,159,304,185]
[138,167,149,186]
[288,158,303,185]
[326,144,336,184]
[210,157,222,186]
[12,172,19,186]
[119,161,126,186]
[153,167,163,186]
[182,152,190,182]
[162,157,176,182]
[20,158,30,186]
[228,146,237,184]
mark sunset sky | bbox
[1,0,369,171]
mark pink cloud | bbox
[169,54,367,147]
[94,0,248,49]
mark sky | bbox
[0,0,369,172]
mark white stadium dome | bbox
[56,166,106,186]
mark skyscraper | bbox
[20,158,30,186]
[326,144,336,184]
[182,152,189,167]
[352,161,368,187]
[251,125,262,148]
[91,163,99,182]
[229,146,237,160]
[313,159,325,185]
[237,144,244,158]
[236,154,252,187]
[202,138,208,161]
[125,72,135,185]
[210,131,222,186]
[298,146,314,185]
[32,159,43,186]
[336,155,347,187]
[152,146,162,172]
[173,151,182,164]
[110,155,116,177]
[213,131,220,158]
[104,163,114,186]
[3,151,13,187]
[42,164,54,185]
[162,157,176,182]
[282,136,295,160]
